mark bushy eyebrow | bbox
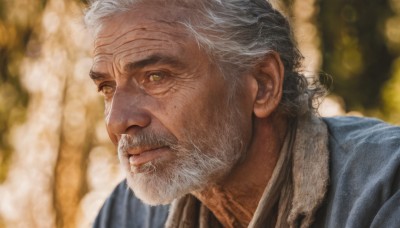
[123,54,186,73]
[89,70,110,81]
[89,54,186,80]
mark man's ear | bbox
[252,52,284,118]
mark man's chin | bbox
[125,175,182,205]
[123,158,239,206]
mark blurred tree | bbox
[0,0,47,182]
[318,0,398,116]
[37,1,101,227]
[0,0,105,227]
[0,0,399,228]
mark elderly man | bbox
[84,0,400,227]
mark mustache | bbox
[118,131,178,155]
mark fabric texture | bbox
[165,112,330,228]
[92,181,169,228]
[312,117,400,228]
[92,116,400,228]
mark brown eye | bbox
[99,84,115,97]
[140,71,174,96]
[148,73,164,82]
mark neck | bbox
[192,113,289,227]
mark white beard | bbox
[117,97,246,205]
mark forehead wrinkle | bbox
[94,31,186,56]
[114,47,170,60]
[94,13,198,78]
[95,39,165,56]
[124,54,187,73]
[93,54,112,62]
[94,27,145,49]
[113,47,171,73]
[92,56,113,74]
[94,20,188,48]
[110,38,185,72]
[112,38,179,55]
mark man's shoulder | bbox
[93,180,170,228]
[322,115,400,188]
[323,116,400,146]
[315,116,400,227]
[323,116,400,161]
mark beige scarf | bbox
[165,113,329,228]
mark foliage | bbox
[318,0,400,121]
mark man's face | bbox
[90,5,254,205]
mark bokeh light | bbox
[0,0,399,227]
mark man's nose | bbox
[105,90,151,144]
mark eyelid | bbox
[143,70,169,82]
[145,70,167,76]
[97,81,116,92]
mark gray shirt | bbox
[93,117,400,228]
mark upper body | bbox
[93,116,400,227]
[83,0,400,227]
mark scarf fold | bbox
[165,113,329,228]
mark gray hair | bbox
[84,0,325,117]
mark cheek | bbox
[184,93,227,131]
[151,73,231,138]
[104,101,112,117]
[159,99,194,137]
[152,93,209,140]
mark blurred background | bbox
[0,0,399,227]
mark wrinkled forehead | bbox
[90,3,211,75]
[94,2,196,39]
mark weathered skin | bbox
[90,4,288,227]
